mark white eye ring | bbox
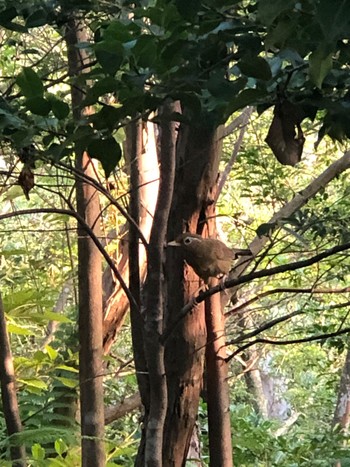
[183,237,192,245]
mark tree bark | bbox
[104,392,142,424]
[128,118,150,464]
[243,355,269,418]
[66,17,105,466]
[333,346,350,430]
[205,278,233,467]
[163,122,221,466]
[0,294,26,467]
[142,100,177,466]
[332,345,350,467]
[103,121,160,352]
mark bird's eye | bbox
[183,237,192,245]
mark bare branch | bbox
[105,393,142,425]
[216,107,252,200]
[225,326,350,362]
[226,286,350,317]
[162,240,350,342]
[227,310,303,346]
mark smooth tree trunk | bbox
[205,278,233,467]
[142,100,177,465]
[66,18,105,466]
[0,294,26,466]
[128,118,150,464]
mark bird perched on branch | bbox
[168,233,251,282]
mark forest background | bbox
[1,0,350,466]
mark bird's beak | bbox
[167,240,181,247]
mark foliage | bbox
[0,0,350,173]
[229,404,350,467]
[1,0,350,464]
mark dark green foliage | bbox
[2,0,350,171]
[87,136,122,177]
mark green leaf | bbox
[45,143,72,161]
[41,311,72,323]
[83,77,118,106]
[54,376,78,389]
[25,97,51,116]
[1,248,27,256]
[102,20,133,43]
[25,9,48,28]
[54,438,68,457]
[89,105,123,131]
[238,56,272,81]
[32,443,45,461]
[87,137,122,177]
[45,345,58,361]
[309,46,333,89]
[55,364,79,373]
[17,378,48,390]
[316,0,350,40]
[207,75,246,99]
[227,88,268,114]
[264,20,296,50]
[175,0,201,19]
[257,0,295,26]
[2,186,27,201]
[132,35,158,68]
[47,96,70,120]
[3,290,42,311]
[7,323,33,336]
[95,40,124,75]
[16,67,44,98]
[0,107,23,130]
[0,7,27,32]
[0,7,17,24]
[10,128,36,147]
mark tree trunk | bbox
[128,118,150,464]
[142,100,177,465]
[333,346,350,430]
[243,356,269,418]
[163,122,221,465]
[332,345,350,467]
[66,18,105,466]
[0,294,26,467]
[205,277,233,467]
[103,120,160,352]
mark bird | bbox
[168,233,251,282]
[18,165,34,200]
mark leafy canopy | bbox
[1,0,350,174]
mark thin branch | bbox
[216,107,252,200]
[227,310,303,346]
[221,107,253,139]
[226,326,350,362]
[161,240,350,342]
[226,286,350,317]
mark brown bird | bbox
[18,166,34,200]
[168,233,251,282]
